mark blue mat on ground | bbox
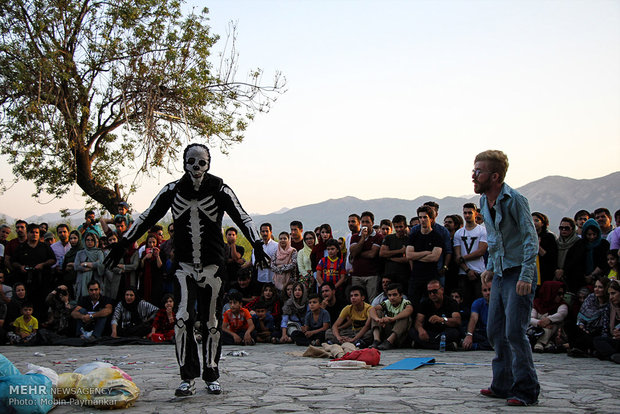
[382,357,436,370]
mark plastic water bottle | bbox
[439,333,446,352]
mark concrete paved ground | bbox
[2,343,619,413]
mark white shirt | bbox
[252,239,278,283]
[453,224,487,274]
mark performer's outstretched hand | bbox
[104,238,130,269]
[252,241,271,269]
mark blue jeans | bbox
[487,267,540,404]
[75,308,107,338]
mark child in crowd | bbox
[316,239,347,294]
[149,293,176,342]
[222,292,256,345]
[607,250,618,280]
[279,282,308,344]
[293,293,330,346]
[251,300,278,343]
[245,283,282,326]
[8,302,38,344]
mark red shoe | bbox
[506,398,526,406]
[480,389,502,398]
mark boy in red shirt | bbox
[316,239,347,292]
[222,292,255,345]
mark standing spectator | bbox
[554,218,579,283]
[74,232,105,298]
[289,220,305,252]
[344,214,361,274]
[78,210,104,239]
[0,224,11,247]
[61,231,82,295]
[316,239,347,295]
[50,224,71,285]
[349,211,383,302]
[608,209,620,250]
[252,223,278,285]
[406,206,443,307]
[4,220,28,277]
[103,233,124,300]
[224,227,246,291]
[43,232,56,245]
[11,223,56,318]
[270,232,298,291]
[594,208,614,239]
[574,209,590,237]
[297,231,317,289]
[532,212,558,284]
[111,287,158,338]
[140,234,164,304]
[474,149,539,406]
[380,215,410,294]
[379,219,393,237]
[311,224,334,271]
[454,203,488,306]
[0,272,12,305]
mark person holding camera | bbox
[78,210,104,239]
[139,234,163,304]
[42,284,75,336]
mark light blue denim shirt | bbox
[480,183,538,283]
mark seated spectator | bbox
[281,281,295,304]
[71,280,113,338]
[149,293,176,342]
[530,281,568,352]
[566,278,610,357]
[532,212,558,284]
[369,283,414,350]
[222,292,256,345]
[316,239,347,295]
[279,282,308,344]
[0,301,6,344]
[462,281,492,351]
[562,219,610,293]
[5,282,28,328]
[0,272,12,305]
[139,234,164,304]
[230,270,260,306]
[326,285,373,347]
[74,232,105,298]
[371,276,395,307]
[251,300,278,343]
[7,301,38,344]
[297,231,317,291]
[450,288,471,336]
[111,287,158,338]
[41,284,74,336]
[320,282,345,323]
[270,231,298,291]
[292,293,330,346]
[592,279,620,363]
[607,250,618,280]
[244,283,282,325]
[410,280,461,350]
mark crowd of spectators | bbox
[0,201,619,366]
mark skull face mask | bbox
[183,144,211,189]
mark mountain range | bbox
[2,172,618,237]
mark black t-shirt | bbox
[408,229,443,280]
[324,300,345,324]
[13,242,56,267]
[225,244,246,280]
[231,280,261,305]
[382,233,410,278]
[77,294,114,313]
[418,297,459,333]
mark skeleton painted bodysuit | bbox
[116,144,263,383]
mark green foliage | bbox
[0,0,284,211]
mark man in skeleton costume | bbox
[105,143,268,396]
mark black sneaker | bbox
[369,340,381,349]
[206,381,222,395]
[175,380,196,397]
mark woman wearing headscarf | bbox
[270,232,298,291]
[530,281,568,352]
[278,282,308,344]
[297,231,317,291]
[111,287,158,338]
[311,224,334,270]
[562,219,610,293]
[532,212,558,284]
[244,283,282,325]
[592,280,620,363]
[74,232,105,298]
[567,278,610,357]
[554,217,580,282]
[61,230,82,296]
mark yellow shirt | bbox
[338,303,371,331]
[13,316,38,335]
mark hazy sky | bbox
[1,0,619,220]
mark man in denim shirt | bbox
[473,150,540,407]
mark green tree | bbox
[0,0,283,212]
